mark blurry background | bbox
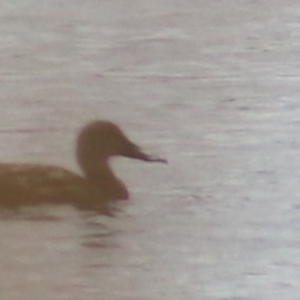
[0,0,300,299]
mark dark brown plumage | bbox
[0,120,166,213]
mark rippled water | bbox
[1,0,300,299]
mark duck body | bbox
[0,121,166,212]
[0,164,90,209]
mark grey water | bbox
[1,0,300,299]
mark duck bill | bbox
[123,143,167,164]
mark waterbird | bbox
[0,120,166,213]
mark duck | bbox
[0,120,166,213]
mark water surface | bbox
[0,1,300,299]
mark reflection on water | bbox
[1,0,300,299]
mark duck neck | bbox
[81,159,129,200]
[84,159,114,180]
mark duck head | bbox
[76,120,166,176]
